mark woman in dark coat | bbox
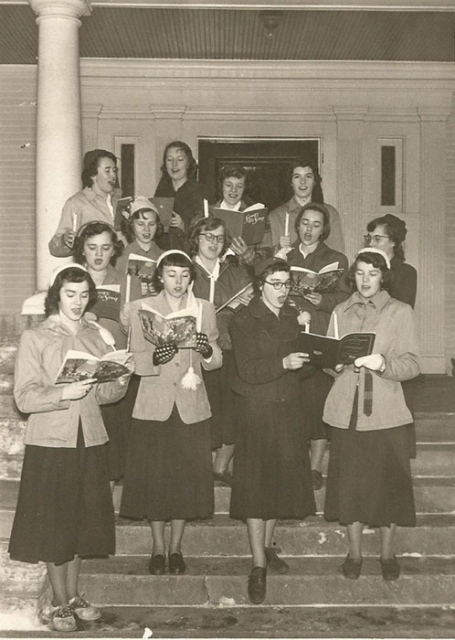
[365,214,418,456]
[284,203,350,488]
[229,260,315,605]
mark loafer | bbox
[247,566,267,604]
[169,552,186,575]
[265,547,290,574]
[380,555,400,581]
[311,469,323,490]
[340,554,362,580]
[148,554,166,575]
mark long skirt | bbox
[324,424,416,528]
[101,374,139,481]
[202,350,237,449]
[230,394,316,521]
[120,406,213,521]
[8,428,115,565]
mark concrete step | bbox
[79,555,455,607]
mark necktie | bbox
[363,369,373,416]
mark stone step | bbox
[79,555,455,607]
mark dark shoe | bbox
[169,552,186,575]
[380,555,400,581]
[148,554,165,575]
[265,547,290,574]
[248,566,267,604]
[311,469,323,490]
[340,555,362,580]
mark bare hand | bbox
[304,292,322,307]
[235,289,254,307]
[230,237,254,262]
[283,352,310,370]
[118,359,135,385]
[354,353,385,372]
[61,378,96,401]
[279,235,291,248]
[169,212,184,230]
[297,311,311,326]
[62,230,76,249]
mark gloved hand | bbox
[354,353,386,372]
[153,343,178,365]
[195,332,213,359]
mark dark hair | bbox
[120,208,164,244]
[348,251,393,293]
[255,259,290,293]
[367,214,407,262]
[218,165,248,199]
[288,156,324,203]
[295,202,330,242]
[160,141,198,180]
[81,150,117,189]
[44,267,97,317]
[152,252,196,293]
[186,216,232,258]
[73,222,123,264]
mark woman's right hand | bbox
[279,235,291,249]
[169,212,185,231]
[61,378,96,401]
[62,230,76,249]
[153,343,178,365]
[283,352,309,370]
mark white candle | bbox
[125,274,131,305]
[284,212,290,237]
[333,312,339,339]
[72,212,78,233]
[203,199,209,218]
[196,302,202,332]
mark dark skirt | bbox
[402,378,417,459]
[324,423,416,528]
[202,350,236,449]
[230,394,316,521]
[101,374,140,480]
[8,428,115,565]
[300,369,332,441]
[120,406,213,521]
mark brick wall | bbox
[445,93,455,374]
[0,66,37,316]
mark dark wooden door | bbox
[198,139,319,210]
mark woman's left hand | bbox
[169,212,185,230]
[195,332,213,358]
[354,353,385,372]
[297,311,311,326]
[118,357,135,386]
[304,291,322,307]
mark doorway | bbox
[198,139,320,210]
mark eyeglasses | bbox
[264,280,293,290]
[200,233,225,244]
[364,234,389,243]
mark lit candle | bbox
[333,312,339,339]
[125,274,131,305]
[196,302,202,332]
[203,199,209,218]
[72,212,78,233]
[284,212,290,237]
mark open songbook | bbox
[94,284,120,321]
[138,303,201,349]
[55,349,132,384]
[290,262,344,297]
[216,282,254,313]
[298,331,376,369]
[212,203,268,246]
[125,253,157,303]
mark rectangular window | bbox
[378,138,403,213]
[381,146,395,206]
[121,144,135,198]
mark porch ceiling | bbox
[1,4,454,64]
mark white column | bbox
[28,0,91,292]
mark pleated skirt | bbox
[8,428,115,565]
[324,424,416,528]
[120,406,213,521]
[230,394,316,521]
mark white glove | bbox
[354,353,386,372]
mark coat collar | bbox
[344,289,390,312]
[248,294,297,320]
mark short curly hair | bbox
[160,141,198,180]
[151,251,196,293]
[81,150,117,189]
[44,267,97,317]
[255,259,291,293]
[295,202,331,243]
[186,216,232,258]
[73,221,123,265]
[348,250,393,293]
[120,208,164,244]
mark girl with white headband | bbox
[322,248,420,582]
[119,250,222,577]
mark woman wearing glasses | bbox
[284,203,350,489]
[188,217,253,484]
[229,260,315,604]
[364,214,418,456]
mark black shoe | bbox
[380,555,400,581]
[169,552,186,575]
[148,554,165,575]
[340,555,362,580]
[265,547,290,574]
[311,469,323,490]
[248,566,267,604]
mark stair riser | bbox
[79,573,455,607]
[0,544,47,599]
